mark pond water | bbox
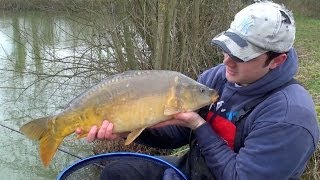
[0,11,105,179]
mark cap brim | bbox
[211,30,267,62]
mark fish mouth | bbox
[211,95,219,103]
[210,89,219,103]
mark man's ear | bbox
[269,54,287,69]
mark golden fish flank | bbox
[20,70,219,167]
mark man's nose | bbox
[223,55,237,67]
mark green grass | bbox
[295,15,320,118]
[294,15,320,179]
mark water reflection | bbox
[0,11,102,179]
[12,14,27,74]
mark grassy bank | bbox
[273,0,320,19]
[294,15,320,179]
[295,15,320,118]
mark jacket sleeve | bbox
[134,125,191,149]
[193,96,318,180]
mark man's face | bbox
[223,53,272,86]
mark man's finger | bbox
[104,122,114,138]
[87,126,98,143]
[97,121,109,139]
[75,127,82,134]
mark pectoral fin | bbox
[125,127,146,145]
[164,78,182,116]
[164,106,181,116]
[164,91,181,115]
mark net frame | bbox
[57,152,187,180]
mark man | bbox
[76,1,319,179]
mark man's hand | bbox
[153,112,206,130]
[75,120,122,143]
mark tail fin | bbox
[39,131,64,167]
[20,117,51,140]
[20,117,64,167]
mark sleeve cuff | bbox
[194,122,224,146]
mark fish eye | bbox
[200,88,206,93]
